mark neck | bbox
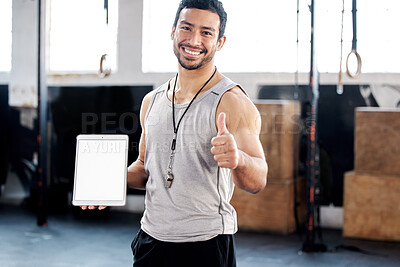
[176,64,216,94]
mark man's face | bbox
[171,8,226,70]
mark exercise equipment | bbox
[36,0,48,226]
[301,0,326,253]
[337,0,362,95]
[293,0,301,236]
[346,0,362,78]
[337,0,345,95]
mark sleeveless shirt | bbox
[141,77,243,242]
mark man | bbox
[83,0,267,266]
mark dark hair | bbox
[173,0,227,40]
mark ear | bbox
[171,26,176,40]
[216,35,226,51]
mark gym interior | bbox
[0,0,399,266]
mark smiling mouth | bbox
[179,45,205,57]
[184,48,201,56]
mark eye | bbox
[180,26,190,31]
[203,31,212,36]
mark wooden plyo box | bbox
[231,177,306,234]
[343,171,400,241]
[355,107,400,176]
[254,100,301,180]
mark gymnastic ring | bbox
[346,49,362,79]
[99,54,111,78]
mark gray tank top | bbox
[141,77,242,242]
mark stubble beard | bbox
[173,44,216,71]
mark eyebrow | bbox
[180,20,216,32]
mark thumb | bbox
[217,112,229,136]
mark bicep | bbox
[217,88,264,160]
[137,91,154,161]
[232,107,265,160]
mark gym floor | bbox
[0,204,399,267]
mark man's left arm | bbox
[211,87,268,193]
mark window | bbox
[142,0,180,73]
[357,1,400,73]
[142,0,311,73]
[48,0,118,73]
[142,0,400,73]
[0,0,12,72]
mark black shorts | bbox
[131,229,236,267]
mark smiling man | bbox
[85,0,268,266]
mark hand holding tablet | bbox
[80,205,107,210]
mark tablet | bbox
[72,134,129,206]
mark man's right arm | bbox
[126,91,154,190]
[81,91,153,209]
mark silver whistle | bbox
[165,172,174,188]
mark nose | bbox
[188,31,202,47]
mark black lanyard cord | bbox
[170,67,217,150]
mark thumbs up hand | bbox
[211,112,240,169]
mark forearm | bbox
[127,159,148,190]
[232,150,268,194]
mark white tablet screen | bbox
[73,136,128,204]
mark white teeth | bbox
[184,48,200,55]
